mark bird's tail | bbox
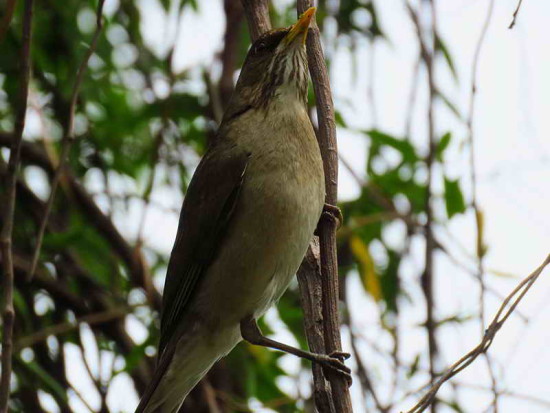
[135,327,240,413]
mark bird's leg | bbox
[315,203,343,235]
[240,317,352,383]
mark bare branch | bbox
[297,1,353,411]
[297,242,336,413]
[241,0,271,42]
[27,0,106,281]
[15,307,131,351]
[465,0,498,409]
[508,0,525,29]
[407,1,438,393]
[0,0,34,409]
[406,254,550,413]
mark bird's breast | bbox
[197,102,325,324]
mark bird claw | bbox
[322,203,343,229]
[313,352,352,386]
[315,204,343,236]
[329,350,351,361]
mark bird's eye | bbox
[254,41,267,54]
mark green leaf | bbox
[435,34,458,81]
[444,178,466,218]
[335,110,347,127]
[436,90,463,121]
[436,132,451,162]
[366,129,418,163]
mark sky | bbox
[28,0,550,411]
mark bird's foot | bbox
[315,203,343,236]
[309,351,353,385]
[240,317,352,386]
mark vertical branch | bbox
[0,0,34,410]
[424,1,438,395]
[406,0,437,401]
[508,0,525,29]
[220,0,245,108]
[466,0,498,410]
[297,242,336,413]
[27,0,105,280]
[297,1,352,411]
[241,0,271,41]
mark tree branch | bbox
[297,2,353,411]
[406,3,438,399]
[297,242,336,413]
[0,1,34,410]
[508,0,525,29]
[241,0,271,42]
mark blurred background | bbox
[1,0,549,411]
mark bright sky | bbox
[30,0,550,412]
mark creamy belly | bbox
[192,99,325,329]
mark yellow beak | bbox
[284,7,316,45]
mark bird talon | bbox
[314,353,352,386]
[329,350,351,361]
[321,203,343,229]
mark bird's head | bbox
[225,7,316,118]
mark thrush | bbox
[136,8,349,412]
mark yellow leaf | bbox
[349,235,382,301]
[475,209,485,258]
[488,268,519,279]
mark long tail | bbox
[135,328,239,413]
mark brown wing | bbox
[158,139,250,355]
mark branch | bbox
[508,0,525,29]
[14,307,131,351]
[297,242,336,413]
[0,0,34,410]
[406,254,550,413]
[465,0,498,410]
[297,1,352,411]
[27,0,105,281]
[219,0,245,108]
[407,1,438,394]
[241,0,271,42]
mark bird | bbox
[136,8,349,412]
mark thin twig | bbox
[0,1,34,410]
[508,0,525,29]
[15,307,131,351]
[405,254,550,413]
[27,0,105,281]
[465,0,498,410]
[407,1,439,396]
